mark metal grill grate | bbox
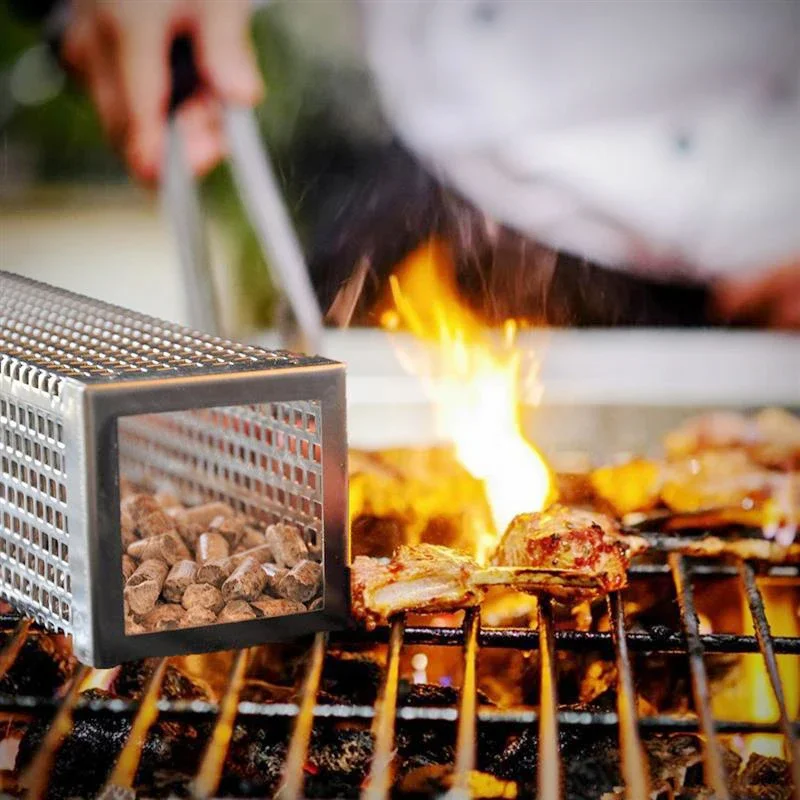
[0,542,797,799]
[0,271,347,665]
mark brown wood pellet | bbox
[209,515,246,547]
[195,559,234,587]
[180,501,234,528]
[252,598,306,617]
[121,493,319,633]
[278,559,322,603]
[261,563,289,597]
[217,599,258,623]
[163,560,198,603]
[181,583,225,615]
[122,493,161,522]
[127,531,191,565]
[197,531,229,564]
[121,554,137,582]
[137,509,178,539]
[265,523,309,568]
[222,557,268,602]
[124,559,168,616]
[120,510,137,549]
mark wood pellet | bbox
[121,490,323,633]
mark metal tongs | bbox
[162,38,323,354]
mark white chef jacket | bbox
[360,0,800,282]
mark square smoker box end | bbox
[0,271,348,667]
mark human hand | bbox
[63,0,264,182]
[714,261,800,330]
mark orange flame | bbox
[380,240,554,562]
[707,580,800,760]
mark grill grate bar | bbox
[1,689,797,732]
[363,616,405,800]
[450,608,480,799]
[538,596,561,800]
[276,632,327,800]
[670,554,731,800]
[21,663,91,800]
[607,592,651,799]
[0,618,32,682]
[738,560,800,799]
[341,625,800,654]
[192,647,252,800]
[103,657,169,792]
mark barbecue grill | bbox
[0,550,797,799]
[0,328,797,799]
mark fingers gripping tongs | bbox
[162,37,324,355]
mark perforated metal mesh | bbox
[0,271,341,651]
[0,271,310,381]
[0,395,71,631]
[119,401,323,547]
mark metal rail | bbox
[0,546,796,799]
[450,608,480,799]
[363,616,404,800]
[276,632,327,800]
[538,596,561,800]
[738,560,800,800]
[192,647,252,800]
[607,592,651,799]
[103,657,169,792]
[670,554,731,800]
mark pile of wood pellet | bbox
[120,490,323,633]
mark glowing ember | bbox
[381,240,554,562]
[78,667,119,693]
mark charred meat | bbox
[350,544,483,628]
[491,505,643,601]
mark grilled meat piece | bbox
[351,544,483,628]
[492,505,641,601]
[664,407,800,469]
[660,449,778,514]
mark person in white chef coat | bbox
[57,0,800,327]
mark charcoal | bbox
[219,720,289,797]
[319,653,383,705]
[15,690,131,800]
[396,724,455,777]
[135,719,212,796]
[305,726,374,799]
[0,632,75,697]
[491,726,620,799]
[110,660,210,701]
[16,687,210,800]
[398,682,494,708]
[731,753,794,800]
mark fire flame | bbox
[380,240,554,562]
[706,580,800,760]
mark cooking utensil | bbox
[0,271,347,666]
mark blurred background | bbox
[0,1,726,337]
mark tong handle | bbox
[164,35,323,353]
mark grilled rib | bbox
[350,544,483,629]
[491,505,644,601]
[350,539,612,627]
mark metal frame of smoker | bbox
[0,548,798,800]
[0,273,349,667]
